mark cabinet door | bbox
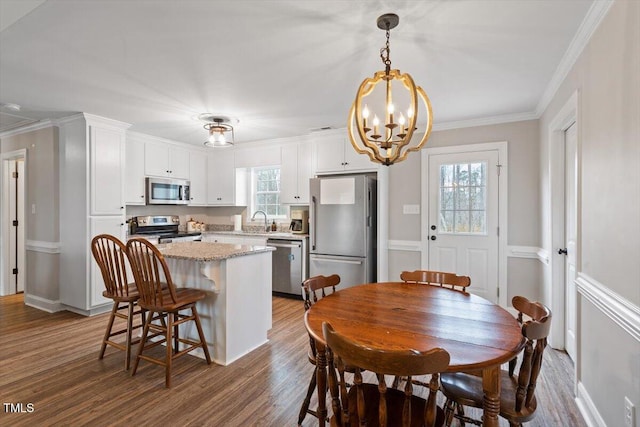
[207,150,235,205]
[189,151,207,205]
[90,126,124,215]
[144,141,170,177]
[90,216,125,307]
[280,144,298,204]
[314,135,345,173]
[343,138,376,171]
[296,142,313,204]
[125,138,146,204]
[169,146,190,179]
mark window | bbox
[439,162,487,234]
[251,166,286,218]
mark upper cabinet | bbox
[125,137,146,205]
[280,142,313,204]
[144,141,189,179]
[207,150,236,205]
[189,151,208,206]
[90,125,126,215]
[313,132,377,173]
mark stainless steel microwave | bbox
[146,177,190,205]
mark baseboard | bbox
[576,381,607,427]
[63,303,112,317]
[24,294,63,313]
[576,273,640,342]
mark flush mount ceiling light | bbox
[347,13,433,166]
[198,114,237,147]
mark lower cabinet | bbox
[90,216,126,307]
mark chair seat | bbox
[103,283,139,302]
[440,371,537,423]
[330,383,444,427]
[138,287,207,312]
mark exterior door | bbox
[564,123,578,362]
[426,149,500,302]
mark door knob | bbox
[558,248,568,255]
[430,225,436,230]
[430,235,436,241]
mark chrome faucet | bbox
[251,210,269,232]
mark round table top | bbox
[304,282,525,372]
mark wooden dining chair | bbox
[323,321,450,427]
[298,274,341,426]
[400,270,471,292]
[91,234,145,370]
[440,296,552,426]
[125,237,211,388]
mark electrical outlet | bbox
[625,396,636,427]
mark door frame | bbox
[1,149,28,297]
[421,141,508,307]
[547,90,580,352]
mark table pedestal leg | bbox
[482,366,500,427]
[315,343,327,427]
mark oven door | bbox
[146,177,190,205]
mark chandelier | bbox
[199,114,236,147]
[348,13,433,166]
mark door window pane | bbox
[439,162,487,234]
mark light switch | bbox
[31,204,36,214]
[402,204,420,215]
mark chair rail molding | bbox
[576,273,640,342]
[388,240,422,252]
[26,240,61,254]
[507,245,549,265]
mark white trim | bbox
[536,1,614,117]
[388,240,421,252]
[432,112,538,132]
[62,303,112,317]
[377,167,389,282]
[55,113,131,130]
[421,141,508,307]
[575,381,607,427]
[26,240,61,254]
[0,120,54,138]
[576,273,640,343]
[0,149,28,297]
[24,294,63,313]
[547,90,579,350]
[506,246,550,265]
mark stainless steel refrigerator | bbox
[309,174,376,288]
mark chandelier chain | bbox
[380,27,392,73]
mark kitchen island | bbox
[157,241,274,366]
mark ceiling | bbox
[0,0,597,145]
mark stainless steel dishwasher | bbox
[267,238,307,299]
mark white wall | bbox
[539,1,640,426]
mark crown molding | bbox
[0,119,54,138]
[432,111,538,132]
[536,0,614,116]
[54,113,131,130]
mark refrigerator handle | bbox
[311,195,317,251]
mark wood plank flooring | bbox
[0,294,586,426]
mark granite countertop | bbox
[202,230,308,240]
[157,241,275,262]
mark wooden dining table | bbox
[304,282,526,427]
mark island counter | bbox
[157,241,275,366]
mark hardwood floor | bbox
[0,294,586,426]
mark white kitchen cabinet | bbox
[207,150,236,205]
[125,136,146,205]
[280,142,313,204]
[189,151,208,205]
[58,113,130,315]
[90,217,126,307]
[90,125,125,215]
[144,141,189,179]
[314,132,376,173]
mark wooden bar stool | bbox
[126,237,211,388]
[90,234,145,370]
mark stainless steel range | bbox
[130,215,202,243]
